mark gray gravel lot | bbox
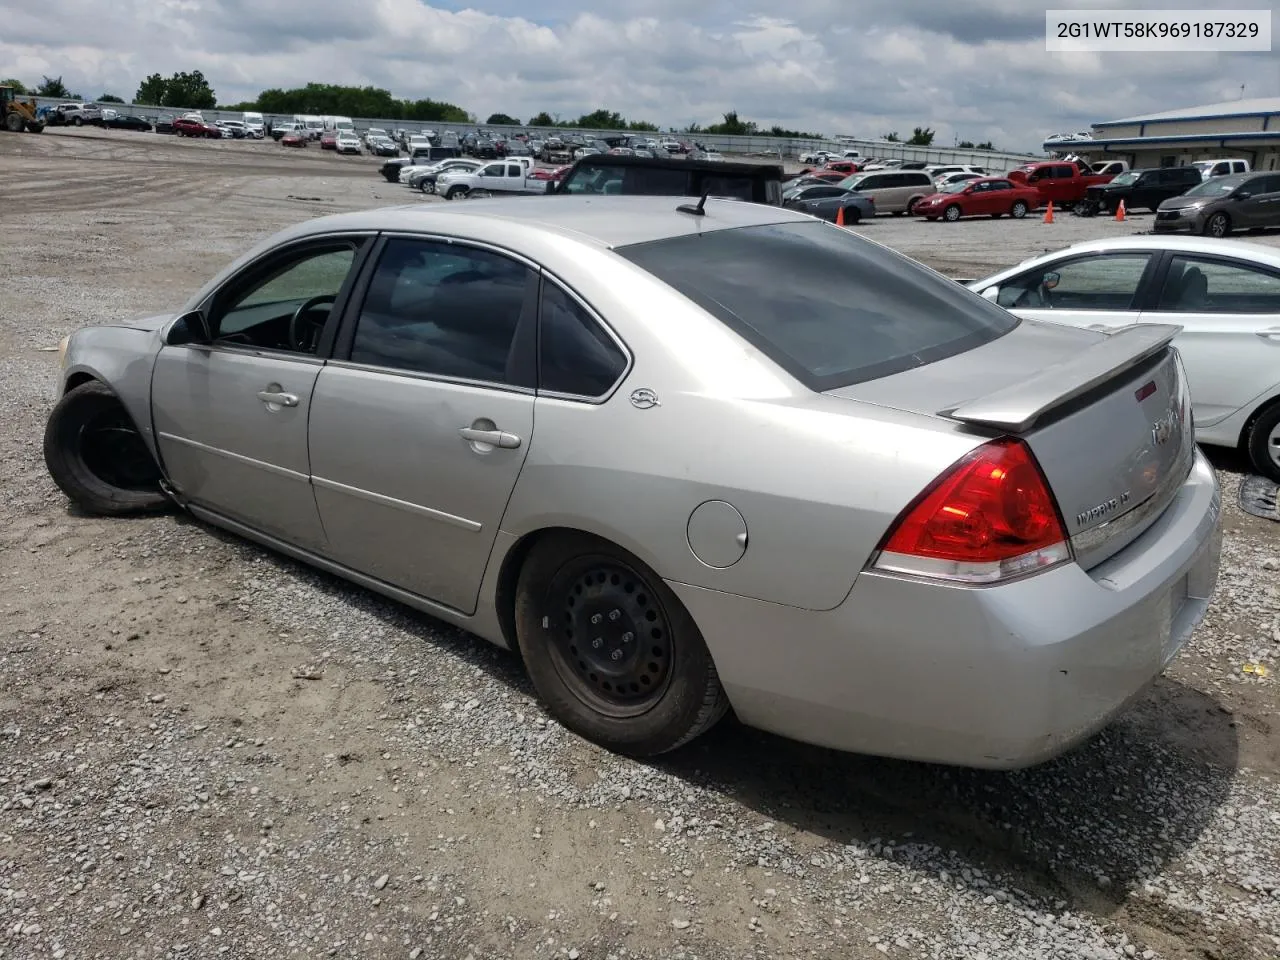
[1,128,1278,960]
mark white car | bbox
[436,158,540,200]
[934,171,985,190]
[1044,131,1094,144]
[969,235,1280,479]
[336,132,362,154]
[363,127,389,147]
[218,120,248,139]
[702,151,726,162]
[405,158,482,192]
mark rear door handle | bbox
[257,390,299,407]
[1257,328,1280,341]
[459,427,521,449]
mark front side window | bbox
[1157,256,1280,313]
[349,238,533,384]
[539,281,627,397]
[617,221,1016,390]
[996,254,1151,311]
[212,244,360,352]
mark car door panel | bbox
[152,348,327,548]
[308,234,539,614]
[149,238,368,550]
[1139,252,1280,425]
[995,252,1155,333]
[308,367,533,612]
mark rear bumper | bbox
[670,449,1222,769]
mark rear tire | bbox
[1011,200,1029,219]
[72,116,82,126]
[4,113,23,132]
[513,532,729,757]
[27,121,44,133]
[43,381,169,516]
[1246,401,1280,482]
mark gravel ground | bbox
[1,128,1278,960]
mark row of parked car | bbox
[779,152,1277,234]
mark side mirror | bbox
[980,286,1000,302]
[1234,190,1252,200]
[167,310,211,346]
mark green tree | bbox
[573,108,627,129]
[486,112,520,126]
[99,93,125,103]
[882,131,900,142]
[957,139,975,149]
[135,73,168,106]
[629,119,659,131]
[975,140,995,151]
[162,71,216,109]
[705,110,755,136]
[36,75,73,98]
[1,78,27,94]
[527,111,554,126]
[907,126,934,146]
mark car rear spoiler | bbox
[940,323,1181,433]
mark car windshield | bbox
[1110,172,1140,186]
[838,175,864,190]
[941,181,970,194]
[616,221,1017,390]
[1184,177,1242,197]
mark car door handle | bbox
[459,426,522,449]
[1257,328,1280,341]
[257,390,299,407]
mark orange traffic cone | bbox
[836,205,846,227]
[1115,199,1126,222]
[1043,201,1054,224]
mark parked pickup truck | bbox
[1006,161,1116,208]
[437,158,541,199]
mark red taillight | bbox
[873,438,1071,584]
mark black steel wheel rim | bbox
[78,409,159,491]
[545,558,674,718]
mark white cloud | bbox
[0,0,1273,153]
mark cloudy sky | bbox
[3,0,1276,152]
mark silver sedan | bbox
[44,197,1222,768]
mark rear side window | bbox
[539,281,628,397]
[616,221,1017,390]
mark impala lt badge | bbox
[1076,491,1131,528]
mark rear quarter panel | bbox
[497,244,984,611]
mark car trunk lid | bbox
[828,321,1193,569]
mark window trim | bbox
[194,231,376,361]
[535,270,634,404]
[331,231,540,392]
[1147,250,1280,315]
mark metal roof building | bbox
[1042,97,1280,171]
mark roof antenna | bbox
[676,190,709,217]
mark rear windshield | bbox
[616,221,1018,390]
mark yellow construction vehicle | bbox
[0,86,45,133]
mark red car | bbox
[529,164,571,181]
[320,131,338,150]
[281,131,306,148]
[912,176,1041,222]
[173,117,221,138]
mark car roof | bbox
[976,234,1280,282]
[279,196,809,251]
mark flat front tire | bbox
[514,532,729,756]
[43,381,169,516]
